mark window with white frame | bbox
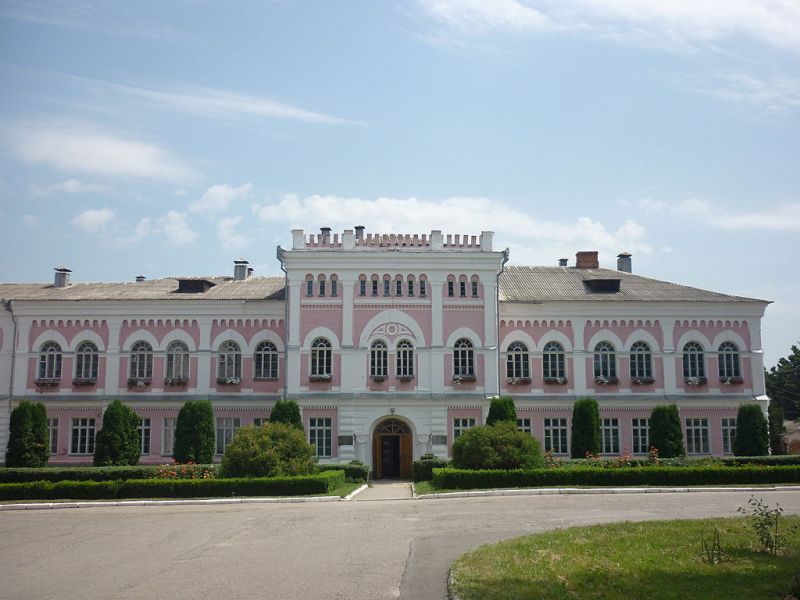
[166,340,189,380]
[453,338,475,378]
[370,340,388,378]
[544,418,568,454]
[396,279,403,296]
[453,417,476,439]
[685,417,710,454]
[593,341,617,381]
[253,417,266,427]
[722,418,736,454]
[48,418,58,455]
[601,418,620,454]
[459,279,467,297]
[331,279,338,297]
[542,341,566,380]
[310,338,332,377]
[75,341,99,380]
[517,418,531,434]
[254,341,278,379]
[472,280,479,297]
[130,341,153,380]
[306,277,314,297]
[419,279,426,297]
[632,418,649,454]
[218,341,242,381]
[162,417,176,455]
[309,417,332,458]
[630,341,652,380]
[396,340,414,378]
[383,278,390,296]
[359,278,366,296]
[447,280,455,297]
[216,417,241,454]
[319,278,326,297]
[718,342,741,379]
[506,341,530,380]
[38,341,62,380]
[139,418,151,455]
[407,279,414,296]
[70,417,95,455]
[682,342,705,380]
[371,278,379,296]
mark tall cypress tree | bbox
[571,397,600,458]
[733,404,769,456]
[174,400,216,463]
[649,404,685,458]
[5,400,49,467]
[94,400,141,466]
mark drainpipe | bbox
[276,246,289,401]
[495,249,510,398]
[4,301,16,400]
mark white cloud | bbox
[217,216,250,251]
[21,214,39,227]
[8,121,195,183]
[703,73,800,112]
[416,0,546,34]
[30,178,110,198]
[189,183,253,215]
[71,207,115,232]
[158,211,196,245]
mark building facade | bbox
[0,227,770,476]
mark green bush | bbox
[93,400,141,466]
[5,400,49,468]
[571,397,600,458]
[453,422,544,470]
[650,404,685,458]
[486,396,517,426]
[317,460,370,482]
[412,454,450,482]
[734,404,769,456]
[769,401,786,455]
[0,465,218,483]
[173,400,215,464]
[269,399,303,430]
[219,422,316,478]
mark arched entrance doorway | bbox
[372,418,413,479]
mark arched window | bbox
[396,340,414,378]
[75,341,99,380]
[166,340,189,380]
[542,341,566,380]
[682,342,705,380]
[311,338,332,378]
[254,341,278,379]
[593,341,617,381]
[130,341,153,380]
[38,341,62,380]
[370,340,387,378]
[506,342,530,380]
[218,341,241,380]
[718,342,741,380]
[630,341,652,380]
[453,338,474,378]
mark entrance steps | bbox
[354,481,413,501]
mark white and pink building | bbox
[0,227,770,477]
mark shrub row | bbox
[546,455,800,469]
[431,465,800,490]
[0,470,345,501]
[412,456,450,482]
[316,462,370,482]
[0,464,218,484]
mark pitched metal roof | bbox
[499,266,766,303]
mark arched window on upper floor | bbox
[318,274,326,297]
[453,338,475,379]
[218,341,241,382]
[682,341,705,383]
[630,341,653,381]
[305,275,314,297]
[542,341,566,381]
[311,338,332,379]
[718,342,741,381]
[419,275,427,297]
[593,341,617,383]
[370,340,387,379]
[459,274,468,298]
[396,340,414,378]
[166,340,189,381]
[130,341,153,381]
[38,341,62,380]
[471,275,479,298]
[254,341,278,380]
[506,341,530,381]
[75,341,99,381]
[330,275,338,297]
[407,275,415,297]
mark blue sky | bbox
[0,0,798,366]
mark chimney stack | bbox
[247,267,254,278]
[233,259,249,281]
[354,225,365,241]
[54,266,71,288]
[617,252,632,273]
[558,258,568,267]
[320,227,331,244]
[575,251,599,269]
[135,275,146,283]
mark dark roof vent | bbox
[558,258,568,267]
[584,278,621,293]
[135,275,146,283]
[176,279,216,293]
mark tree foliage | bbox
[219,422,317,478]
[269,399,303,430]
[650,404,685,458]
[768,400,786,455]
[5,400,49,467]
[765,343,800,420]
[452,422,544,470]
[734,404,769,456]
[486,396,517,426]
[174,400,215,464]
[94,400,141,466]
[571,397,600,458]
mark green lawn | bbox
[450,516,800,600]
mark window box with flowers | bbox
[127,378,151,389]
[721,376,744,385]
[309,374,331,383]
[35,378,60,388]
[164,377,188,388]
[506,377,531,385]
[631,377,655,385]
[217,377,241,385]
[452,374,476,384]
[397,375,415,383]
[543,376,568,385]
[594,376,619,385]
[370,375,387,383]
[72,378,97,387]
[685,376,707,386]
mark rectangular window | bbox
[686,418,710,454]
[306,279,313,297]
[632,418,650,454]
[319,280,325,296]
[372,279,378,296]
[460,281,467,297]
[408,280,414,296]
[383,279,390,296]
[139,418,151,455]
[309,417,332,458]
[48,418,58,455]
[544,418,568,454]
[216,417,241,454]
[419,280,426,297]
[601,418,620,454]
[722,418,736,454]
[396,280,402,296]
[70,418,95,455]
[253,417,266,427]
[162,417,176,455]
[453,417,476,440]
[517,418,531,434]
[359,279,366,296]
[447,281,454,297]
[331,280,337,297]
[472,281,479,297]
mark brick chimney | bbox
[575,251,599,269]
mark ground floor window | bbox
[162,417,176,455]
[686,418,710,454]
[632,418,649,454]
[253,417,266,427]
[722,418,736,454]
[453,418,476,440]
[47,418,58,455]
[517,418,531,434]
[216,417,241,454]
[70,418,95,455]
[544,418,568,454]
[601,418,620,454]
[139,418,151,455]
[309,417,332,458]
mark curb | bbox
[342,484,369,501]
[418,485,800,500]
[0,495,341,511]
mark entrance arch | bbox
[372,418,413,479]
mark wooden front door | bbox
[372,419,413,479]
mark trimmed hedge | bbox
[317,462,370,482]
[431,466,800,490]
[0,470,345,501]
[0,465,218,484]
[412,455,450,482]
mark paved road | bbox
[1,490,799,600]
